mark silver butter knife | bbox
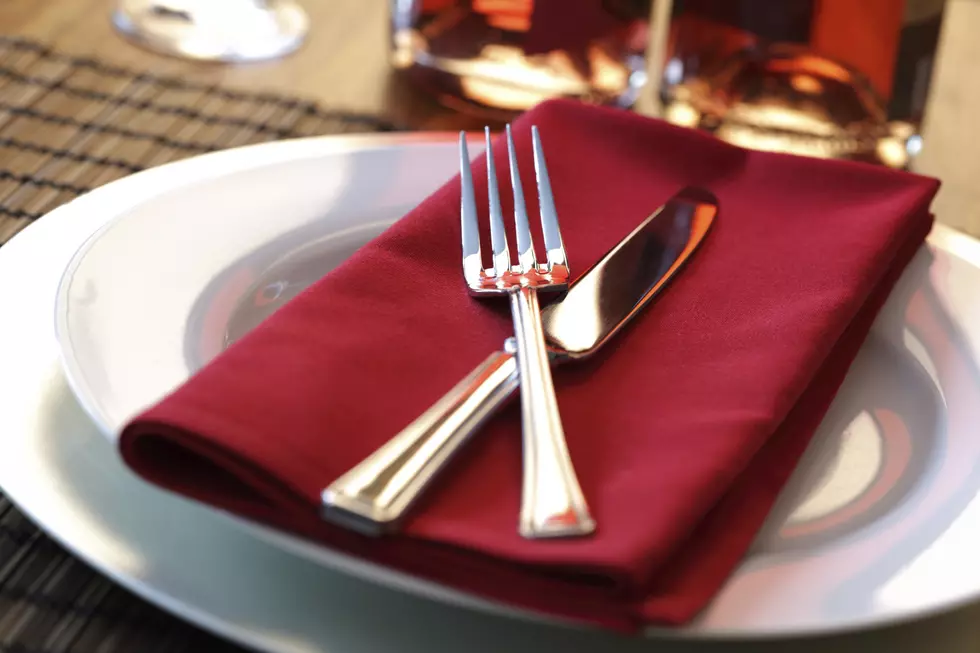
[321,186,719,535]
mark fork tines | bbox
[459,125,568,293]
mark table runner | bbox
[0,36,395,653]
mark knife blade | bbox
[321,186,718,535]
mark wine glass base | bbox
[112,0,309,63]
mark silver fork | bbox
[460,125,595,539]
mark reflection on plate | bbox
[184,215,397,369]
[759,332,943,553]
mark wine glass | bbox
[112,0,309,62]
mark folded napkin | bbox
[120,99,939,631]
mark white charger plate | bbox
[2,133,980,650]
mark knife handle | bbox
[320,350,518,535]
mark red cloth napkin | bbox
[120,99,939,632]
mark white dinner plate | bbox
[2,133,980,650]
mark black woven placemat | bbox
[0,36,398,653]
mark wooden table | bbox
[1,0,978,235]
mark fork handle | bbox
[510,286,596,538]
[320,350,518,535]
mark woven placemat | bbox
[0,36,398,653]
